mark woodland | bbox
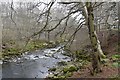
[0,0,119,79]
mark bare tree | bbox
[1,1,118,75]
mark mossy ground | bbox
[47,34,119,79]
[2,39,57,60]
[47,48,91,79]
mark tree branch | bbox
[45,9,81,32]
[23,2,54,51]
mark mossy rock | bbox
[65,72,72,77]
[58,76,66,79]
[47,74,54,78]
[25,40,49,50]
[74,62,83,69]
[47,75,66,80]
[63,65,77,73]
[63,67,69,73]
[3,56,10,60]
[57,61,67,66]
[3,47,21,58]
[68,65,77,72]
[48,67,56,71]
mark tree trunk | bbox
[0,13,2,59]
[85,2,106,74]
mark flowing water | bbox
[1,45,71,78]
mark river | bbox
[1,45,71,78]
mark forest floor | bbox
[71,31,119,78]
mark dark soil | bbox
[71,64,118,78]
[71,31,119,78]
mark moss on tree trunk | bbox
[86,2,106,74]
